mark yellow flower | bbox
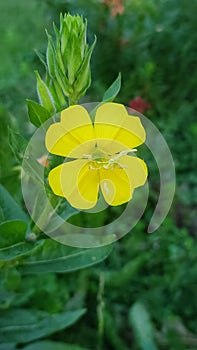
[45,102,148,209]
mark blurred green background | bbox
[0,0,197,349]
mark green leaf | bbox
[34,49,47,70]
[22,341,89,350]
[0,105,14,180]
[129,302,158,350]
[0,221,27,247]
[0,184,28,223]
[8,128,28,162]
[102,73,121,102]
[0,288,15,310]
[44,199,79,233]
[0,221,43,262]
[0,308,86,343]
[0,344,16,350]
[22,155,44,188]
[46,33,56,77]
[0,268,21,309]
[35,71,55,114]
[27,99,51,127]
[89,73,122,121]
[18,239,113,274]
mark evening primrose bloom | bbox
[45,103,148,209]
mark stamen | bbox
[118,163,128,169]
[89,147,134,171]
[89,163,106,170]
[96,160,108,164]
[89,165,96,170]
[116,148,137,158]
[103,164,113,169]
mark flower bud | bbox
[33,13,96,118]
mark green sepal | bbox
[35,71,56,114]
[27,99,51,127]
[56,39,66,75]
[67,33,84,85]
[54,61,73,96]
[46,32,56,78]
[53,79,67,109]
[74,36,97,97]
[47,83,62,112]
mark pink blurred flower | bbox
[102,0,124,17]
[37,154,49,167]
[129,96,152,114]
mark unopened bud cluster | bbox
[35,13,96,113]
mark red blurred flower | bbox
[129,96,152,114]
[102,0,124,17]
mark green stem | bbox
[68,93,78,106]
[31,195,62,236]
[31,200,53,235]
[97,272,105,350]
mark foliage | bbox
[0,0,197,349]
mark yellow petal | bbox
[119,155,148,188]
[99,155,147,206]
[48,159,99,209]
[45,105,96,158]
[94,102,146,153]
[99,167,133,206]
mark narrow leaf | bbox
[22,340,89,350]
[34,49,47,70]
[0,185,28,223]
[0,221,43,262]
[8,128,28,162]
[129,302,158,350]
[18,239,113,274]
[0,344,16,350]
[0,308,86,343]
[22,155,45,188]
[102,73,121,102]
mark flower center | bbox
[92,149,109,162]
[90,148,112,170]
[83,147,137,171]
